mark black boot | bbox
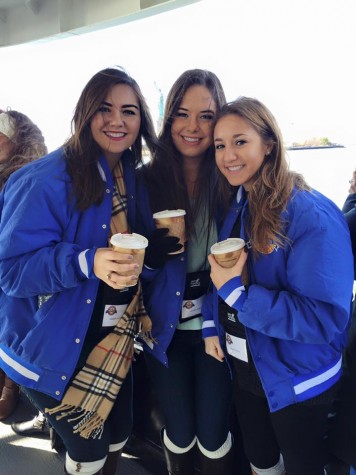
[102,450,122,475]
[11,411,49,437]
[199,447,233,475]
[160,428,195,474]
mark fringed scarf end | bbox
[138,315,157,345]
[71,411,104,440]
[45,405,104,439]
[45,404,76,420]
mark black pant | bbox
[234,383,333,475]
[145,329,232,450]
[23,369,133,463]
[328,303,356,467]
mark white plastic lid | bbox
[153,209,186,219]
[110,232,148,249]
[211,238,245,255]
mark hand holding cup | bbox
[93,248,139,289]
[209,238,248,290]
[109,233,148,287]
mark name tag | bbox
[181,295,204,321]
[225,332,248,362]
[102,304,128,327]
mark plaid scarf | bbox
[46,160,152,439]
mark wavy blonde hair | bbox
[217,97,310,254]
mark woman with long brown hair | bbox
[0,67,157,475]
[205,96,353,475]
[136,69,234,474]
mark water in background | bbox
[287,144,356,209]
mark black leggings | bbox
[145,329,232,450]
[234,383,334,475]
[23,369,133,463]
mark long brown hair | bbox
[144,69,226,238]
[0,110,47,190]
[64,67,157,211]
[217,97,310,253]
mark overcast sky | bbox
[1,0,356,151]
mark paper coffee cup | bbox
[211,238,248,284]
[153,209,186,254]
[110,233,148,287]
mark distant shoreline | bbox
[287,144,345,150]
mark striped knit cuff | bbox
[202,320,218,339]
[218,276,246,310]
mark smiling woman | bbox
[90,84,141,169]
[0,66,158,475]
[207,96,354,475]
[214,114,272,191]
[134,69,234,474]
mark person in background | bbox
[204,97,353,475]
[0,67,157,475]
[0,109,47,421]
[136,69,233,474]
[327,170,356,475]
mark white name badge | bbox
[181,295,204,320]
[102,304,128,327]
[225,332,248,362]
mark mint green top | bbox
[177,202,217,330]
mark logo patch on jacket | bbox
[246,239,279,254]
[190,278,201,288]
[227,312,236,323]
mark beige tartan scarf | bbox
[46,160,152,439]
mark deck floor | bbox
[0,392,166,475]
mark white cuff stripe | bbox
[294,356,342,395]
[0,349,39,381]
[78,250,90,278]
[225,286,244,307]
[202,321,216,329]
[109,437,129,452]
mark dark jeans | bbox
[145,329,232,451]
[234,384,334,475]
[23,368,133,462]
